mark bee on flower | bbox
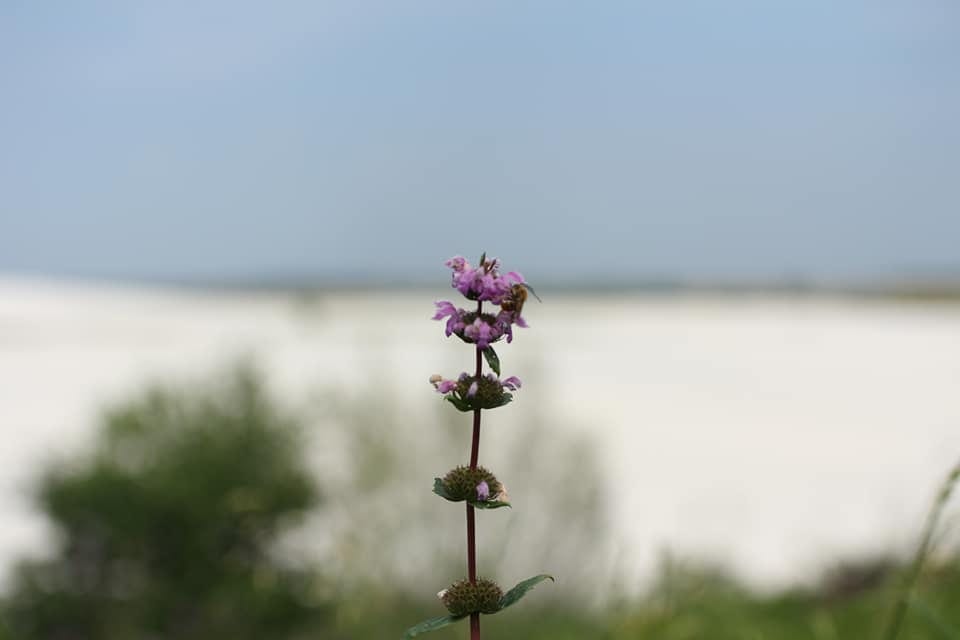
[432,254,539,348]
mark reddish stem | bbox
[466,504,479,639]
[467,505,477,580]
[469,403,481,469]
[466,300,483,639]
[469,300,483,473]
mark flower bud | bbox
[476,480,490,501]
[439,578,503,616]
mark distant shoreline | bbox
[3,271,960,302]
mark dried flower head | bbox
[439,578,503,616]
[442,466,502,502]
[494,482,510,504]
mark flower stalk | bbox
[404,254,553,640]
[467,302,483,639]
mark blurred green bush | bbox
[2,367,329,640]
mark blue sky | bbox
[1,1,958,282]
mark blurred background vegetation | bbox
[1,365,958,639]
[4,2,960,637]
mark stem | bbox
[881,459,960,640]
[468,300,483,473]
[467,500,480,640]
[466,503,477,582]
[466,300,483,640]
[470,401,481,468]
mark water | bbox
[2,276,960,590]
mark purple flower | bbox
[463,317,496,349]
[433,301,468,338]
[444,255,529,304]
[432,300,457,321]
[437,380,457,394]
[502,271,524,286]
[434,308,512,348]
[430,375,459,394]
[501,376,522,391]
[467,381,479,398]
[453,266,491,300]
[476,481,490,501]
[434,257,533,345]
[445,256,468,272]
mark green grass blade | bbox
[909,595,960,640]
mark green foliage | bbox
[882,459,960,640]
[390,559,960,640]
[3,367,328,640]
[444,395,473,412]
[482,347,501,376]
[403,614,462,638]
[498,575,554,611]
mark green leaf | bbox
[470,498,511,510]
[402,614,463,638]
[432,478,456,501]
[490,393,512,409]
[482,346,501,376]
[444,396,472,412]
[498,574,554,611]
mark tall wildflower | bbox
[404,254,553,639]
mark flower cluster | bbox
[441,465,507,503]
[430,373,521,411]
[438,578,503,616]
[432,303,527,349]
[433,255,530,348]
[445,255,524,303]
